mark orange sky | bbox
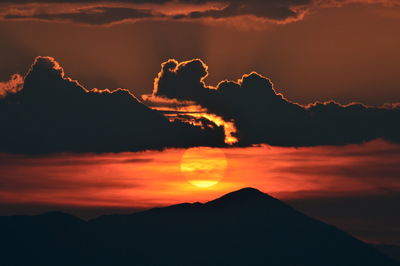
[1,139,399,209]
[1,140,399,243]
[1,4,400,106]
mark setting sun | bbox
[180,147,228,188]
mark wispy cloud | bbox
[0,0,399,27]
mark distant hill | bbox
[0,187,398,266]
[375,244,400,262]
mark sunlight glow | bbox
[180,147,228,188]
[141,95,238,145]
[188,180,219,188]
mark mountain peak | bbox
[232,187,264,194]
[223,187,266,198]
[219,187,270,198]
[206,187,277,207]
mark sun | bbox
[180,147,228,188]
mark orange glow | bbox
[0,74,24,98]
[0,140,399,213]
[166,111,237,145]
[180,147,228,188]
[187,180,219,188]
[142,94,238,145]
[188,112,237,145]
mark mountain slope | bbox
[0,188,398,266]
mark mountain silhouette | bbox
[376,244,400,262]
[0,188,398,266]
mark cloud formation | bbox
[2,56,400,152]
[151,58,400,146]
[4,6,155,25]
[0,74,23,98]
[0,0,399,26]
[0,56,225,153]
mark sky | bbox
[0,0,400,248]
[1,1,400,105]
[0,141,399,245]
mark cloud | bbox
[151,58,400,146]
[0,56,225,153]
[4,6,156,25]
[142,94,239,145]
[2,56,400,152]
[174,0,311,24]
[0,74,23,98]
[1,0,399,26]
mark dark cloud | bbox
[152,58,400,146]
[179,0,311,23]
[0,56,225,153]
[4,7,156,26]
[2,56,400,152]
[0,153,153,166]
[0,0,310,26]
[1,0,399,26]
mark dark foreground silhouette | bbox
[0,188,398,266]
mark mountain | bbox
[375,244,400,262]
[0,188,398,266]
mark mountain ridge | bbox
[0,187,398,266]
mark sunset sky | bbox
[1,0,400,248]
[1,141,400,245]
[1,1,400,105]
